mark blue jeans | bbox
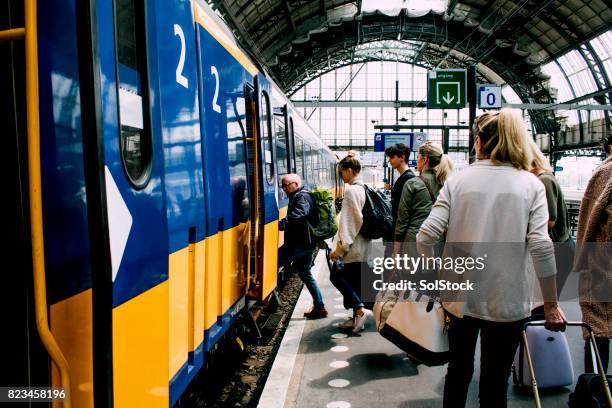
[329,261,364,310]
[278,245,324,309]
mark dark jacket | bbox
[279,187,316,249]
[391,169,415,229]
[395,169,442,242]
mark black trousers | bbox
[443,314,526,408]
[584,337,610,373]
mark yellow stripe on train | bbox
[113,281,169,408]
[193,1,258,76]
[278,206,288,248]
[262,220,279,300]
[113,221,250,407]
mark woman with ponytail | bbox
[416,109,567,407]
[395,141,454,242]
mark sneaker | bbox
[304,307,328,319]
[338,317,355,329]
[352,309,372,333]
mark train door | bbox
[96,0,171,406]
[152,1,207,406]
[249,75,279,301]
[194,0,253,356]
[288,116,297,173]
[275,106,290,247]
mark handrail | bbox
[0,27,25,41]
[20,0,72,405]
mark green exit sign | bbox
[427,69,467,109]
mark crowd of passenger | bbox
[277,109,612,407]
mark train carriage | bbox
[2,0,337,407]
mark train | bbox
[2,0,338,406]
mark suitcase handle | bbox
[524,320,593,331]
[521,321,612,408]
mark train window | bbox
[289,118,296,173]
[228,95,250,224]
[275,115,288,177]
[295,138,303,178]
[260,91,274,184]
[312,152,319,185]
[115,0,152,189]
[305,145,313,183]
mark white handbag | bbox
[374,290,450,366]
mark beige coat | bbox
[334,176,372,263]
[576,156,612,338]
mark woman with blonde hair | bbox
[416,109,567,407]
[329,152,373,333]
[395,141,454,242]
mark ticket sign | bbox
[374,132,428,152]
[427,69,467,109]
[479,85,502,109]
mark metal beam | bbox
[506,103,612,111]
[551,141,603,153]
[446,0,459,15]
[283,1,296,31]
[374,125,470,130]
[292,100,612,110]
[293,100,422,108]
[563,87,612,105]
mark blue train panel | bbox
[95,0,169,308]
[196,25,252,237]
[38,0,92,305]
[154,0,206,252]
[169,343,204,407]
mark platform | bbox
[259,252,594,408]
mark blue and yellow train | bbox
[2,0,338,406]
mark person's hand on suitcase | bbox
[543,302,568,331]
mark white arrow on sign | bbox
[436,81,461,105]
[442,92,454,104]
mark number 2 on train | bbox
[211,66,221,113]
[174,24,188,88]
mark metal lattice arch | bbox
[206,0,612,148]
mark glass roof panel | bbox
[501,86,522,104]
[589,30,612,79]
[558,50,598,97]
[541,62,574,103]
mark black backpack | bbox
[359,185,393,240]
[569,374,612,407]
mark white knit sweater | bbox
[416,160,556,322]
[334,176,372,263]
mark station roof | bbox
[207,0,612,132]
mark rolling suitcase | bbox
[512,324,574,388]
[521,321,612,408]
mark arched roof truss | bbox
[206,0,612,133]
